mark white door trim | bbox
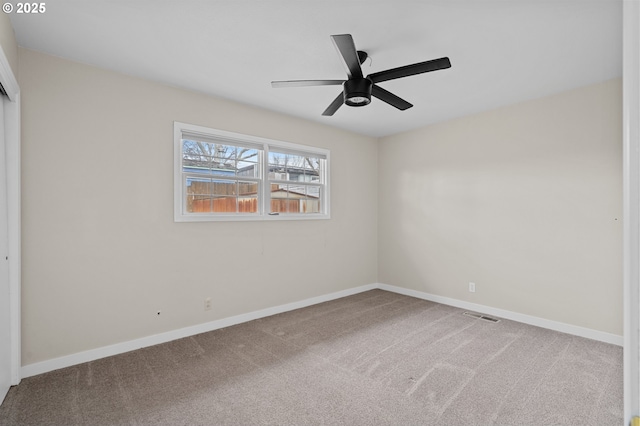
[0,44,20,386]
[623,0,640,423]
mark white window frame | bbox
[174,122,330,222]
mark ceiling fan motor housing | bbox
[344,78,372,106]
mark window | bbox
[174,122,329,222]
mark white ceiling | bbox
[10,0,622,138]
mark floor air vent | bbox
[463,311,500,323]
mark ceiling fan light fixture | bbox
[344,78,372,107]
[271,34,452,116]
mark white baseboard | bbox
[21,284,377,378]
[377,283,624,347]
[21,281,622,378]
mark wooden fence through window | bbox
[186,181,319,214]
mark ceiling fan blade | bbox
[322,92,344,116]
[331,34,363,79]
[372,85,413,110]
[368,57,451,84]
[271,80,344,88]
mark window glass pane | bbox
[269,151,323,183]
[305,157,321,183]
[186,177,213,213]
[300,198,320,213]
[182,140,209,164]
[270,183,288,213]
[185,177,258,214]
[305,185,321,199]
[211,180,237,197]
[237,148,259,178]
[285,154,306,182]
[269,183,321,214]
[183,140,259,177]
[211,196,237,213]
[237,181,259,213]
[303,185,321,213]
[268,152,288,180]
[210,180,258,213]
[203,179,237,213]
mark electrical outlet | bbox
[204,297,212,311]
[469,282,476,293]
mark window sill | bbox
[174,213,331,222]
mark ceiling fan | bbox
[271,34,451,116]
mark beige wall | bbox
[19,44,622,366]
[0,14,16,77]
[19,48,378,365]
[378,79,623,335]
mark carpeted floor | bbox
[0,289,623,425]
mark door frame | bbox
[624,0,640,423]
[0,44,21,386]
